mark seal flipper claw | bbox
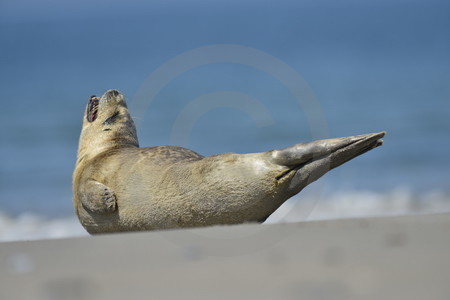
[79,180,117,213]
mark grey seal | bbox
[73,89,385,234]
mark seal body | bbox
[73,90,385,234]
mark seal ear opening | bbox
[87,96,99,122]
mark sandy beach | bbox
[1,213,450,299]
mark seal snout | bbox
[107,89,120,97]
[102,89,123,102]
[85,89,128,123]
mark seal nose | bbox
[101,89,123,102]
[109,90,120,97]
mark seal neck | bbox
[76,109,139,164]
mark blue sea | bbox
[1,0,449,241]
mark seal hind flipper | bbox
[269,134,381,167]
[79,180,117,213]
[269,132,385,195]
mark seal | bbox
[73,89,385,234]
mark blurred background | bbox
[0,0,449,241]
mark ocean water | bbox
[1,0,449,241]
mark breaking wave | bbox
[0,213,88,242]
[1,188,449,242]
[266,187,450,223]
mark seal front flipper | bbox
[79,180,117,213]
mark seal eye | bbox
[87,96,99,122]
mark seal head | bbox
[76,90,139,165]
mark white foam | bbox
[1,188,449,242]
[267,187,450,223]
[0,212,88,242]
